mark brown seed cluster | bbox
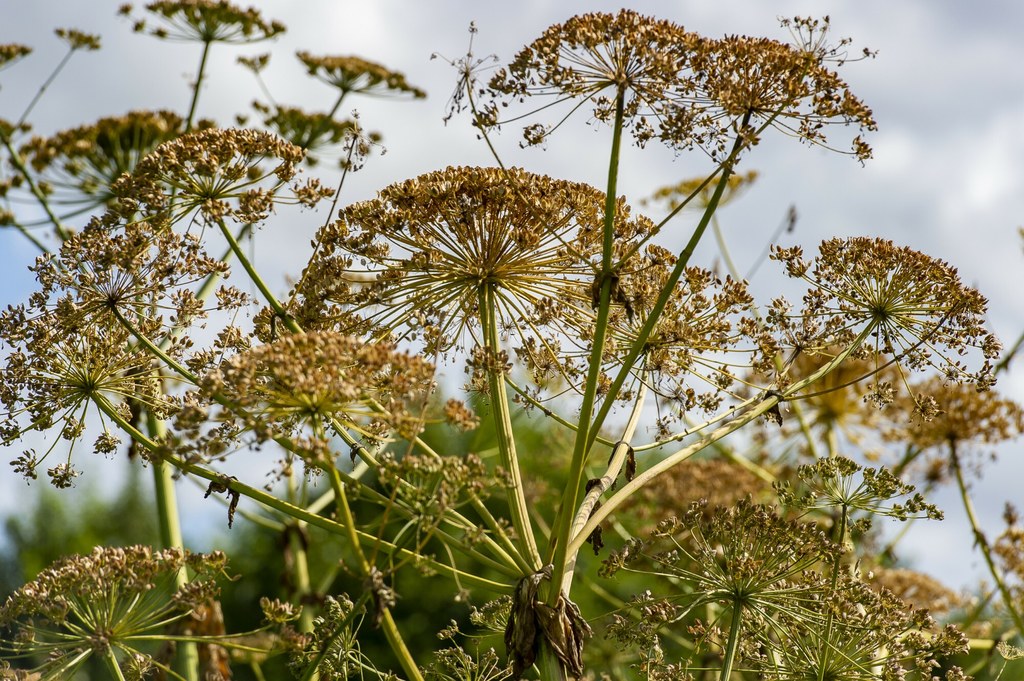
[127,0,285,44]
[111,127,327,223]
[487,11,874,159]
[252,102,378,169]
[0,43,32,69]
[296,52,427,99]
[19,110,196,210]
[0,546,226,678]
[54,28,102,51]
[202,331,435,459]
[289,166,648,361]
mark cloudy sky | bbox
[2,1,1022,589]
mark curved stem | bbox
[95,398,512,593]
[569,325,875,555]
[950,441,1024,637]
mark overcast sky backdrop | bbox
[2,1,1022,590]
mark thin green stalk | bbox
[1,217,51,253]
[216,217,300,332]
[719,603,745,681]
[470,493,536,575]
[326,469,425,681]
[818,503,849,681]
[103,647,130,681]
[479,285,542,570]
[951,441,1024,637]
[184,41,212,132]
[380,609,425,681]
[547,88,627,602]
[581,113,754,463]
[16,45,81,128]
[504,375,617,448]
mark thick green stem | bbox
[216,218,300,332]
[719,603,745,681]
[547,88,627,603]
[286,473,315,633]
[146,415,200,681]
[479,285,542,570]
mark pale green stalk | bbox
[558,383,646,593]
[286,472,315,633]
[951,441,1024,637]
[719,603,745,681]
[216,217,301,332]
[326,467,425,681]
[569,324,877,554]
[818,502,849,681]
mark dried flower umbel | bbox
[18,110,196,212]
[290,165,650,365]
[0,546,226,679]
[296,51,427,99]
[0,43,32,70]
[772,237,999,396]
[487,11,874,159]
[487,9,703,147]
[111,127,325,224]
[753,574,969,681]
[0,321,158,486]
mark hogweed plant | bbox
[0,5,1021,681]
